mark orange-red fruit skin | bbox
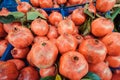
[18,66,40,80]
[3,22,21,33]
[7,59,25,70]
[29,41,58,68]
[8,26,34,48]
[11,47,29,59]
[101,32,120,56]
[58,19,75,35]
[0,40,8,57]
[59,51,88,80]
[40,66,57,78]
[33,36,48,44]
[17,2,32,13]
[0,61,19,80]
[48,11,63,26]
[47,25,58,39]
[56,0,67,5]
[31,19,49,36]
[0,23,7,37]
[56,34,78,54]
[0,8,9,16]
[89,62,112,80]
[96,0,116,12]
[106,56,120,68]
[39,0,53,8]
[30,0,39,7]
[91,17,114,37]
[71,8,86,25]
[78,39,107,64]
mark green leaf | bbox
[55,74,62,80]
[0,15,15,23]
[27,11,46,21]
[79,18,91,36]
[111,7,120,21]
[84,4,95,19]
[82,72,100,80]
[9,12,25,19]
[40,76,55,80]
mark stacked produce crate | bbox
[0,0,120,80]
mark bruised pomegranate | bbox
[0,40,8,57]
[0,61,19,80]
[8,26,34,48]
[7,59,25,70]
[3,22,21,33]
[29,40,58,68]
[31,18,49,36]
[18,66,39,80]
[79,39,107,64]
[40,65,57,78]
[0,23,6,38]
[58,18,75,35]
[59,51,88,80]
[71,8,86,25]
[48,11,63,26]
[11,47,29,59]
[56,34,78,54]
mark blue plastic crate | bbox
[0,0,29,11]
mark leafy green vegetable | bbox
[40,76,55,80]
[82,72,100,80]
[27,11,46,21]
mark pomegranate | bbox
[11,47,29,59]
[29,40,58,68]
[58,18,75,35]
[18,66,40,80]
[8,26,34,48]
[31,18,49,36]
[0,61,19,80]
[0,40,8,57]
